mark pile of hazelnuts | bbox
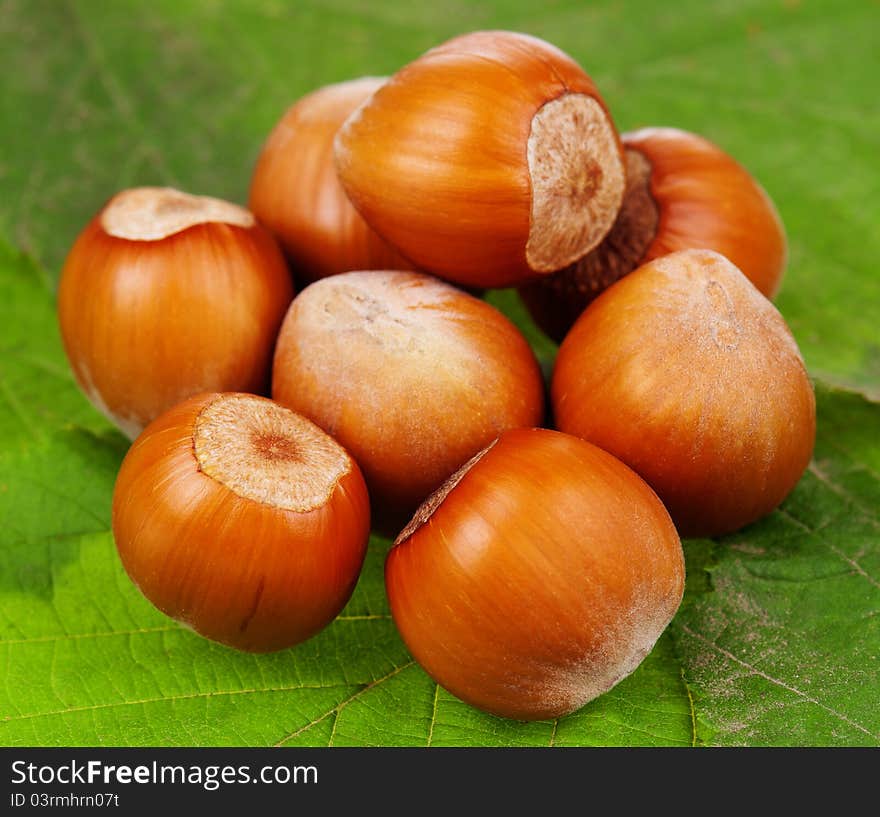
[57,31,816,722]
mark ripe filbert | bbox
[552,249,815,538]
[271,270,545,524]
[334,30,625,289]
[248,77,413,284]
[57,187,294,438]
[520,127,789,341]
[112,392,370,652]
[385,428,685,721]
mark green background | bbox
[0,0,877,746]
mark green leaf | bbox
[1,0,877,392]
[1,230,877,744]
[673,386,880,746]
[0,244,111,451]
[0,0,878,746]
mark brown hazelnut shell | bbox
[249,77,414,284]
[520,127,788,342]
[552,249,815,538]
[385,427,684,720]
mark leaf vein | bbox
[1,682,357,725]
[680,624,877,739]
[275,661,416,747]
[776,507,880,590]
[0,377,40,440]
[807,462,880,530]
[65,0,178,185]
[426,684,439,747]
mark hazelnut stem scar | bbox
[526,94,625,272]
[194,394,350,512]
[102,187,255,241]
[394,441,496,545]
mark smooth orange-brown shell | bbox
[385,428,684,721]
[520,127,788,342]
[111,393,370,652]
[58,193,294,438]
[552,249,815,538]
[271,270,545,522]
[632,127,787,297]
[248,77,413,283]
[334,30,624,288]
